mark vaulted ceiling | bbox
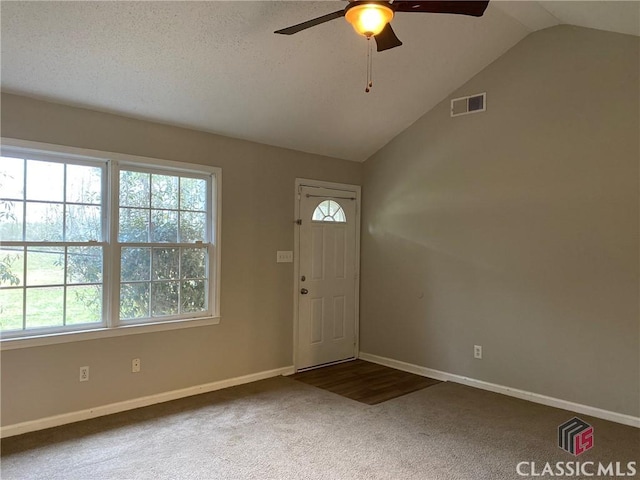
[1,1,638,161]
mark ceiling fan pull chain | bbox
[365,37,373,93]
[369,37,374,91]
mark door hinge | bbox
[295,219,302,225]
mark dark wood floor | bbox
[290,359,441,405]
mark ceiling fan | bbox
[275,1,490,52]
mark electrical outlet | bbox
[474,345,482,359]
[132,358,141,373]
[79,366,89,382]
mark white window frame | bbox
[0,138,221,350]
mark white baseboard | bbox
[1,365,295,438]
[5,356,637,438]
[358,352,639,429]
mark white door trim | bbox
[293,178,361,372]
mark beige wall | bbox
[361,26,639,416]
[0,93,362,426]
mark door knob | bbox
[300,288,309,295]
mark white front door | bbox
[296,185,358,370]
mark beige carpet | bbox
[1,376,638,479]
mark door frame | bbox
[293,178,361,372]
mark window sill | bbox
[0,316,220,351]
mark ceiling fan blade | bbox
[374,23,403,52]
[274,9,345,35]
[393,1,490,17]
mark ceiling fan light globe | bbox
[345,3,394,37]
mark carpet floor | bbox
[1,376,638,479]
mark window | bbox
[312,200,346,223]
[118,168,210,322]
[0,156,105,333]
[0,142,220,343]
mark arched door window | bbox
[312,200,346,223]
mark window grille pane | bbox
[121,247,151,282]
[0,157,24,199]
[66,285,102,325]
[26,287,64,329]
[26,160,64,202]
[151,281,179,316]
[152,248,180,280]
[26,247,64,286]
[0,247,24,286]
[120,283,150,320]
[67,247,103,284]
[181,248,206,279]
[312,208,324,221]
[179,211,206,242]
[119,171,150,208]
[151,174,179,209]
[66,205,102,241]
[66,164,102,205]
[150,209,178,242]
[25,202,63,241]
[181,280,206,313]
[0,288,23,331]
[180,177,207,211]
[118,207,149,242]
[0,200,23,241]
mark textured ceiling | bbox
[1,1,638,162]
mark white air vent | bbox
[451,92,486,117]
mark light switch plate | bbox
[277,251,293,263]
